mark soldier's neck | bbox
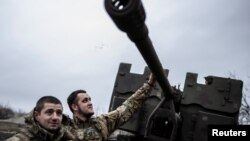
[74,113,88,122]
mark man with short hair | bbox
[67,73,156,141]
[5,96,73,141]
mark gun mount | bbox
[109,63,243,141]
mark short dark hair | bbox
[35,96,62,113]
[67,90,86,112]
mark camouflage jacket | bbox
[5,110,74,141]
[67,83,152,141]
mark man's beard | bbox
[78,106,94,119]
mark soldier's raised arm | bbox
[95,73,156,140]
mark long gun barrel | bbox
[105,1,179,141]
[104,0,174,99]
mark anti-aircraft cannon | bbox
[104,0,243,141]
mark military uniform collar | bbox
[73,115,97,128]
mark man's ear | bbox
[34,110,39,118]
[71,104,78,112]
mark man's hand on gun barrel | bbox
[147,73,156,87]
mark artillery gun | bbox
[105,0,243,141]
[0,1,243,141]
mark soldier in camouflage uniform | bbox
[5,96,74,141]
[66,73,156,141]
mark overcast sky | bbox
[0,0,249,116]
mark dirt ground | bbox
[0,117,25,141]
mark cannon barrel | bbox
[104,0,174,98]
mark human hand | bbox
[147,73,156,86]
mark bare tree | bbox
[238,77,250,125]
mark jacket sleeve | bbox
[95,83,152,140]
[4,134,29,141]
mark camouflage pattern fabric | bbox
[5,110,74,141]
[68,83,152,141]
